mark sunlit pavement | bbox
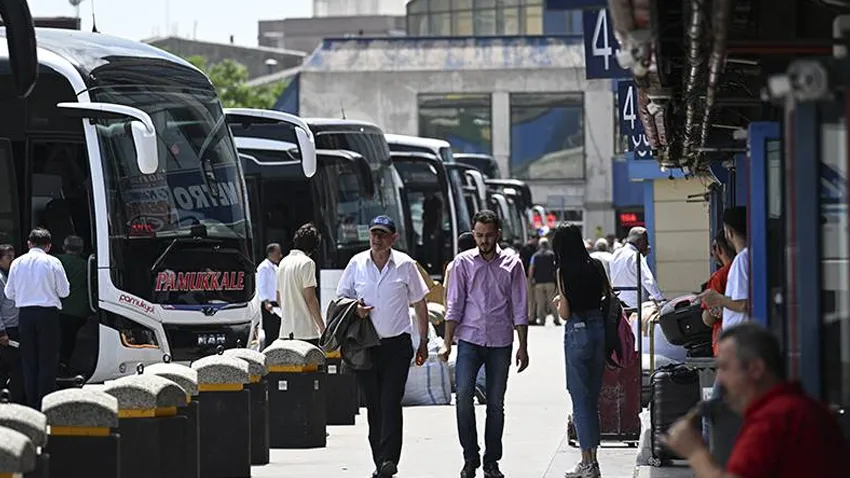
[253,325,643,478]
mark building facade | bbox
[283,36,616,236]
[405,0,582,36]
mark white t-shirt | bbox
[336,249,429,339]
[277,250,320,340]
[722,247,750,329]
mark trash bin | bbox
[0,427,36,477]
[0,400,48,478]
[103,369,190,478]
[42,388,120,478]
[147,360,200,478]
[192,352,251,478]
[324,350,357,425]
[223,348,270,465]
[263,339,326,448]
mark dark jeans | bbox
[19,306,61,410]
[262,308,281,344]
[455,340,512,465]
[0,327,26,404]
[355,334,413,468]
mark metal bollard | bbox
[103,367,189,478]
[323,350,357,425]
[147,359,200,478]
[0,427,36,477]
[42,389,120,478]
[223,348,270,466]
[191,352,251,478]
[263,339,326,448]
[0,398,48,478]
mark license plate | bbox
[197,333,227,346]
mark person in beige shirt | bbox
[276,223,325,344]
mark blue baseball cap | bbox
[369,215,396,234]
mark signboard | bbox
[546,0,608,9]
[582,9,631,79]
[154,271,246,292]
[616,208,645,238]
[617,80,652,158]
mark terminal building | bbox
[270,0,638,238]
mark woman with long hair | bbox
[552,224,607,478]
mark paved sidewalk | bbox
[252,325,642,477]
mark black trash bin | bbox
[147,360,201,478]
[324,350,357,426]
[224,348,271,465]
[0,401,47,478]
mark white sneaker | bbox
[564,462,601,478]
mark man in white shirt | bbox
[0,244,24,404]
[610,227,665,309]
[699,206,749,328]
[277,223,325,344]
[336,215,430,478]
[256,243,282,343]
[3,228,70,409]
[589,238,614,280]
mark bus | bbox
[486,179,534,243]
[0,29,316,383]
[389,151,456,278]
[444,163,488,220]
[453,153,501,179]
[228,113,408,315]
[0,0,37,99]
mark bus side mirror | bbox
[0,0,38,99]
[349,155,375,199]
[56,102,159,174]
[294,126,317,178]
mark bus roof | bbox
[385,134,450,152]
[305,118,385,134]
[2,28,197,76]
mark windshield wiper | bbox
[149,231,219,274]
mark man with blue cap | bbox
[336,215,430,478]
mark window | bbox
[499,6,521,35]
[546,207,584,235]
[431,12,452,35]
[419,94,493,155]
[509,92,585,180]
[524,4,544,35]
[453,9,473,35]
[408,13,428,35]
[0,141,18,247]
[474,8,497,35]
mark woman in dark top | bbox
[552,224,606,478]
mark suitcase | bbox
[648,363,701,466]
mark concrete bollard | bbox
[263,339,326,448]
[42,388,120,478]
[0,401,48,478]
[0,427,36,477]
[324,350,358,425]
[223,348,270,466]
[103,368,189,478]
[191,353,251,478]
[146,359,200,478]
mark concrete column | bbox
[491,91,510,178]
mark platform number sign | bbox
[618,80,651,158]
[582,9,631,79]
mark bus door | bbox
[390,151,456,278]
[445,163,485,222]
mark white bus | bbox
[0,29,314,383]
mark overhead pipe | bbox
[682,0,708,161]
[699,0,732,149]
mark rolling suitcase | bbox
[648,363,701,466]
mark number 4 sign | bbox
[582,9,631,80]
[617,80,652,158]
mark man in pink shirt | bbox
[439,209,530,478]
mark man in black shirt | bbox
[528,238,560,326]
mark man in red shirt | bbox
[701,232,735,356]
[663,323,849,477]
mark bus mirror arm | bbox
[56,102,160,175]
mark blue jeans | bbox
[455,340,512,465]
[564,310,605,450]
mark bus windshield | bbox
[91,84,255,306]
[440,147,472,233]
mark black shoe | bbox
[483,462,504,478]
[461,459,480,478]
[377,461,397,477]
